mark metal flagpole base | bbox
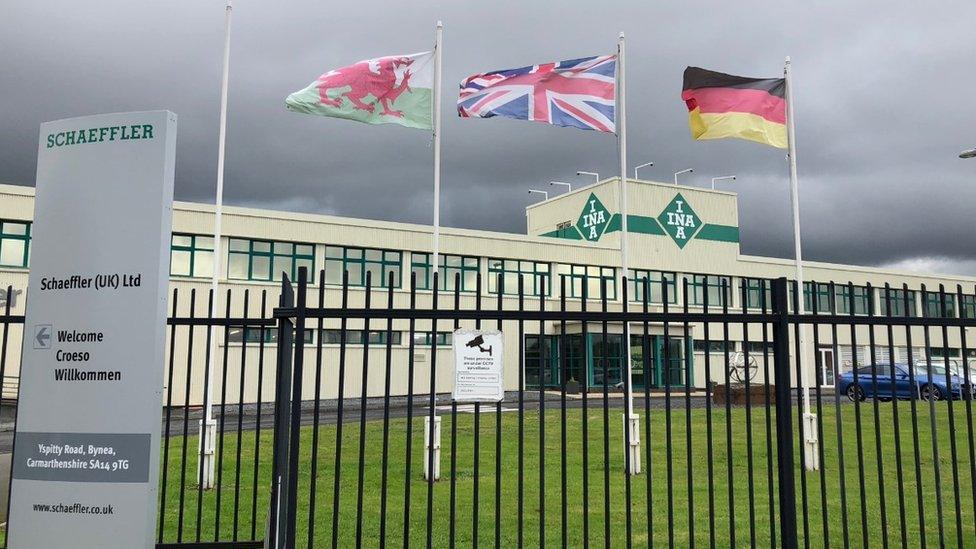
[198,418,217,489]
[423,416,441,481]
[623,413,642,475]
[802,412,820,471]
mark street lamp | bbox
[634,161,654,180]
[550,181,572,193]
[961,148,976,159]
[577,171,600,183]
[528,189,549,201]
[673,168,693,186]
[711,175,736,190]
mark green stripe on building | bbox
[696,224,740,243]
[540,226,584,240]
[604,214,666,236]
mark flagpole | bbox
[198,0,233,490]
[424,20,444,481]
[618,32,640,475]
[784,56,819,471]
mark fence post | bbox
[772,277,799,549]
[267,273,295,549]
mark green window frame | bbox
[324,245,401,288]
[170,234,214,278]
[321,329,402,345]
[960,294,976,319]
[412,331,453,346]
[802,282,834,314]
[689,275,730,307]
[410,253,479,292]
[879,288,918,317]
[227,238,315,282]
[228,326,312,344]
[922,291,956,318]
[836,285,872,316]
[0,220,30,268]
[555,264,616,300]
[628,269,677,304]
[487,258,551,296]
[743,278,772,310]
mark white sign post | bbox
[452,329,504,403]
[7,111,177,548]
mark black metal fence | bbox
[1,273,975,548]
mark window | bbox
[879,288,917,317]
[836,285,871,316]
[170,234,214,278]
[803,282,834,314]
[227,326,312,344]
[487,259,550,296]
[628,270,677,304]
[324,246,401,288]
[412,331,453,346]
[743,278,772,310]
[321,329,402,345]
[961,294,976,319]
[411,253,479,292]
[0,220,30,268]
[922,291,956,318]
[689,275,730,307]
[747,341,774,354]
[555,264,616,300]
[227,238,315,282]
[693,340,734,353]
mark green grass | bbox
[152,399,976,548]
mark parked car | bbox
[838,363,967,401]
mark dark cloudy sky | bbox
[2,1,975,275]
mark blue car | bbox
[837,363,969,401]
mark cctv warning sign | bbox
[452,329,504,403]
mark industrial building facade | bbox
[1,180,974,405]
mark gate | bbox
[2,273,975,548]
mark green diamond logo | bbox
[576,192,611,241]
[657,193,701,248]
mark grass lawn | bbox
[152,398,976,548]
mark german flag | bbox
[682,66,787,149]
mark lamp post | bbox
[577,171,600,183]
[673,168,693,186]
[961,148,976,159]
[711,175,736,190]
[528,189,549,201]
[634,161,654,180]
[550,181,572,193]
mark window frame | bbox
[324,245,401,288]
[556,264,616,300]
[802,282,834,314]
[879,288,918,317]
[227,238,315,282]
[410,252,480,292]
[170,233,215,278]
[922,291,956,318]
[835,284,872,316]
[742,277,772,310]
[689,274,731,307]
[487,258,551,296]
[0,219,31,268]
[628,269,677,304]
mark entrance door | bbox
[656,337,686,387]
[818,347,836,387]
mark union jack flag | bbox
[458,55,617,133]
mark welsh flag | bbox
[286,51,434,130]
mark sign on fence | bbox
[7,111,177,548]
[452,329,504,402]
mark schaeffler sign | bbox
[7,111,177,548]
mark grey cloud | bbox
[2,0,974,276]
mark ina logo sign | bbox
[657,193,701,249]
[576,193,610,241]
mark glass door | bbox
[589,333,624,389]
[818,347,836,387]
